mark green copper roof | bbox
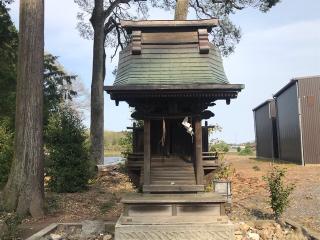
[114,43,228,86]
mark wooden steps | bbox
[142,156,202,192]
[151,157,196,187]
[129,155,219,191]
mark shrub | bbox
[263,166,295,219]
[0,212,22,239]
[45,105,93,193]
[214,162,233,180]
[119,131,132,158]
[0,121,13,189]
[237,146,241,152]
[210,141,229,153]
[239,145,253,155]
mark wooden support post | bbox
[195,117,204,185]
[132,122,137,153]
[143,119,151,186]
[203,121,209,152]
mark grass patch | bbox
[104,150,122,157]
[100,201,116,214]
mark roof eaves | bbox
[252,99,274,112]
[273,79,298,98]
[104,83,244,91]
[292,75,320,81]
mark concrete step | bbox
[143,184,204,193]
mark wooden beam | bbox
[143,119,151,187]
[198,29,209,54]
[131,30,141,55]
[121,19,219,29]
[195,117,204,185]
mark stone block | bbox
[115,219,234,240]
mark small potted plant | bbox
[213,159,233,203]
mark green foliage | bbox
[104,130,125,154]
[76,0,280,59]
[119,131,133,158]
[0,212,22,239]
[45,105,93,193]
[239,144,254,155]
[210,140,229,153]
[214,162,233,180]
[263,166,295,219]
[0,2,18,127]
[43,54,78,125]
[1,3,77,126]
[154,0,281,56]
[237,146,241,152]
[0,121,13,189]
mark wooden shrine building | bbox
[105,19,244,240]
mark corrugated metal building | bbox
[274,76,320,165]
[253,100,278,159]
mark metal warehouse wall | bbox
[276,83,302,164]
[253,101,276,159]
[298,76,320,164]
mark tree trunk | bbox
[90,0,105,165]
[3,0,44,218]
[175,0,189,20]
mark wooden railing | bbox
[202,151,218,161]
[127,152,221,169]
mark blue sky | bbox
[8,0,320,143]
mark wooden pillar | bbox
[132,122,137,153]
[203,121,209,152]
[143,119,151,186]
[195,117,204,185]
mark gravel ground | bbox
[226,154,320,233]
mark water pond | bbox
[103,156,124,166]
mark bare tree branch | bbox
[194,0,214,18]
[104,0,131,18]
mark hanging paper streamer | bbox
[182,117,194,136]
[160,118,166,147]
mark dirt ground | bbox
[15,166,135,239]
[2,154,320,239]
[227,154,320,234]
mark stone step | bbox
[121,192,226,204]
[142,174,194,178]
[151,171,194,175]
[151,181,196,185]
[119,215,229,225]
[151,176,195,180]
[143,184,204,193]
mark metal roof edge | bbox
[273,79,298,98]
[252,99,274,112]
[292,75,320,81]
